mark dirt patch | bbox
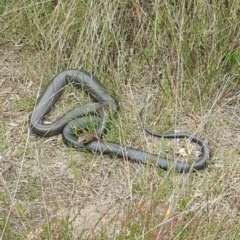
[57,203,124,239]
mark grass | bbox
[0,0,240,239]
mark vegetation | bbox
[0,0,239,239]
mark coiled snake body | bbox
[30,70,209,173]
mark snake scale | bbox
[30,70,209,173]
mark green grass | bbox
[0,0,240,239]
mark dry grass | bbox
[0,0,240,239]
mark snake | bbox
[30,69,210,173]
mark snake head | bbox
[78,132,99,144]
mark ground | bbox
[1,46,239,240]
[0,1,240,239]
